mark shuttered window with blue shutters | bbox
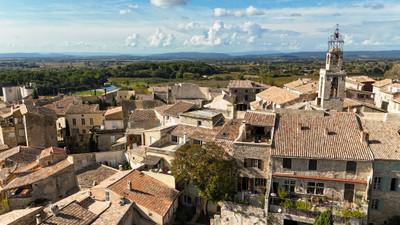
[375,162,385,171]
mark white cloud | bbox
[177,22,201,31]
[214,6,264,17]
[363,3,384,9]
[148,28,174,47]
[119,9,131,15]
[344,34,354,45]
[242,21,266,37]
[128,4,139,9]
[185,21,225,46]
[150,0,188,8]
[362,40,384,46]
[246,6,264,16]
[126,33,139,47]
[60,41,90,47]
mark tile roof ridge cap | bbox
[106,170,134,188]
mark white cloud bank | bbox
[148,28,174,47]
[126,33,139,47]
[214,6,265,17]
[150,0,188,8]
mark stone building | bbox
[316,27,346,111]
[91,169,179,225]
[228,80,270,111]
[267,111,372,224]
[166,83,207,105]
[65,103,104,151]
[2,147,78,210]
[0,104,58,148]
[372,80,400,112]
[284,78,318,98]
[250,86,302,110]
[345,76,376,92]
[154,101,196,126]
[95,107,125,151]
[2,83,36,103]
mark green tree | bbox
[89,132,98,152]
[32,89,39,99]
[385,63,400,80]
[111,97,117,106]
[171,142,240,214]
[314,209,333,225]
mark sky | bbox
[0,0,399,55]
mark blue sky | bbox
[0,0,398,54]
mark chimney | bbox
[324,128,329,136]
[347,107,352,112]
[127,181,132,191]
[360,131,369,143]
[104,88,107,96]
[92,181,97,187]
[119,165,123,171]
[297,123,302,132]
[36,214,42,224]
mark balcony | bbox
[269,195,367,224]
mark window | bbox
[309,159,317,170]
[244,158,263,169]
[110,136,116,142]
[283,158,292,169]
[284,180,296,193]
[307,182,324,195]
[79,135,84,142]
[171,135,178,143]
[9,132,15,138]
[184,195,192,205]
[255,178,266,187]
[82,129,86,134]
[18,129,25,137]
[82,159,87,167]
[197,121,202,127]
[244,95,248,101]
[370,199,379,210]
[72,119,76,125]
[58,123,62,128]
[90,118,94,125]
[346,161,357,173]
[105,191,110,201]
[390,178,398,192]
[392,163,400,172]
[373,177,382,191]
[193,139,202,145]
[330,77,339,97]
[81,118,85,125]
[245,90,248,93]
[375,162,385,171]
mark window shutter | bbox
[378,199,384,212]
[393,163,400,172]
[375,162,385,171]
[382,177,391,192]
[244,159,247,168]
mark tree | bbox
[32,89,39,99]
[385,63,400,80]
[89,132,98,152]
[171,142,240,214]
[110,97,117,106]
[314,209,333,225]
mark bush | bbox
[340,209,366,219]
[277,187,288,199]
[280,199,294,209]
[314,209,333,225]
[295,201,312,211]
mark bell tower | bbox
[316,25,346,111]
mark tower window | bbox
[330,77,339,97]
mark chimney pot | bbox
[36,214,42,224]
[50,205,59,216]
[127,181,132,191]
[119,165,123,171]
[361,131,369,143]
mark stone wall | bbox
[369,160,400,225]
[233,142,271,178]
[25,113,57,148]
[211,201,266,225]
[4,206,43,225]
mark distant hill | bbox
[0,50,400,60]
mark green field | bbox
[72,90,104,96]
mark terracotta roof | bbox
[170,121,225,142]
[76,164,118,187]
[148,86,168,93]
[284,78,318,94]
[214,139,234,156]
[162,101,195,117]
[22,104,57,118]
[215,119,243,141]
[273,112,373,161]
[213,93,233,102]
[129,109,158,121]
[0,146,42,176]
[42,97,77,116]
[67,104,103,114]
[105,107,122,116]
[361,119,400,160]
[256,86,300,105]
[154,104,173,115]
[4,158,73,189]
[42,201,97,225]
[244,111,276,127]
[373,79,392,88]
[343,98,385,112]
[107,170,179,217]
[347,76,375,83]
[228,80,253,88]
[40,147,67,159]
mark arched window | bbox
[330,77,338,97]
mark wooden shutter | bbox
[378,199,384,212]
[393,163,400,172]
[382,177,391,192]
[375,162,385,171]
